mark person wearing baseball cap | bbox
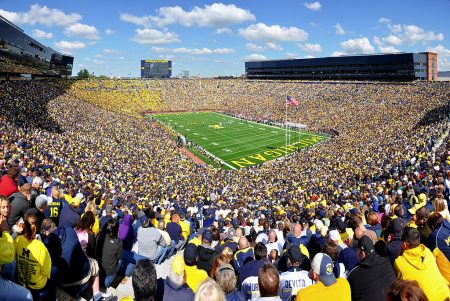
[295,253,351,301]
[280,246,313,301]
[347,236,395,301]
[162,254,194,300]
[184,243,208,293]
[197,228,219,275]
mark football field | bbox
[151,112,328,170]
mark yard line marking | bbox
[211,142,219,146]
[193,133,199,135]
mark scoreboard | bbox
[141,60,172,78]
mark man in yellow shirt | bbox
[183,243,208,293]
[296,253,351,301]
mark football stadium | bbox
[1,1,450,301]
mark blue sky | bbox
[1,0,450,77]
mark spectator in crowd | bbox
[427,211,450,283]
[128,259,158,301]
[394,227,449,300]
[197,228,219,275]
[387,218,406,264]
[386,280,429,301]
[41,218,111,301]
[167,214,186,253]
[0,167,19,197]
[162,254,194,301]
[296,253,351,301]
[96,218,123,288]
[194,278,226,301]
[239,242,268,294]
[74,211,97,258]
[137,216,167,264]
[26,194,48,228]
[14,212,53,300]
[215,263,245,301]
[234,237,254,274]
[44,186,64,226]
[100,205,114,232]
[257,263,282,301]
[0,202,33,300]
[119,213,134,251]
[347,235,395,301]
[157,220,175,258]
[59,196,81,228]
[7,183,32,227]
[279,245,313,301]
[184,243,208,293]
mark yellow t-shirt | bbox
[15,236,51,290]
[296,278,351,301]
[180,220,191,239]
[188,237,201,247]
[185,265,208,293]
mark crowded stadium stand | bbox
[0,15,73,79]
[245,52,438,81]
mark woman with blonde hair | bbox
[83,201,100,235]
[194,278,226,301]
[434,198,450,221]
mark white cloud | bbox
[378,17,391,24]
[130,28,180,44]
[383,34,402,46]
[64,23,100,40]
[266,42,283,51]
[119,56,125,60]
[304,1,322,11]
[426,45,450,57]
[103,48,120,55]
[378,45,399,53]
[246,42,282,52]
[54,40,86,54]
[152,47,170,53]
[304,55,315,59]
[0,4,81,27]
[174,48,213,55]
[246,43,266,52]
[32,29,53,39]
[215,27,232,35]
[339,37,375,54]
[157,47,234,55]
[285,53,300,59]
[214,48,235,54]
[92,59,104,65]
[94,54,102,58]
[105,29,115,35]
[239,23,308,42]
[334,23,345,35]
[244,53,268,61]
[298,43,322,54]
[121,3,255,28]
[377,22,444,48]
[331,51,346,57]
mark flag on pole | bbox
[286,95,299,106]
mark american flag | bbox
[286,95,299,106]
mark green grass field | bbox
[151,112,329,170]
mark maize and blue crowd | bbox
[0,79,450,301]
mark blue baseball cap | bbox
[311,253,336,287]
